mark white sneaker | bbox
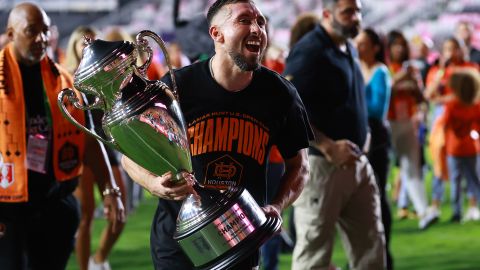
[88,256,111,270]
[419,207,440,230]
[463,207,480,222]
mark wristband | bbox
[102,186,121,197]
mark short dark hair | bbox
[207,0,251,26]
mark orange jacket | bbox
[0,44,85,202]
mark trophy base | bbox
[196,215,282,270]
[175,187,282,269]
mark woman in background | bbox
[64,26,127,270]
[386,30,435,230]
[355,28,393,270]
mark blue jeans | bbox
[431,176,445,202]
[447,155,480,217]
[261,234,282,270]
[261,162,285,270]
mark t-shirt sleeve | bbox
[275,89,314,159]
[367,67,392,119]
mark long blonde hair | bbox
[64,26,98,74]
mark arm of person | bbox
[424,69,443,100]
[368,67,391,120]
[263,148,309,218]
[310,127,361,168]
[83,135,126,232]
[120,155,196,201]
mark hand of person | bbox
[150,171,198,201]
[262,204,283,221]
[121,155,197,201]
[324,139,361,169]
[262,204,283,235]
[103,193,126,233]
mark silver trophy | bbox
[57,30,281,269]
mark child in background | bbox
[443,68,480,222]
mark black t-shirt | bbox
[150,59,313,268]
[19,63,76,204]
[284,24,369,153]
[162,60,312,204]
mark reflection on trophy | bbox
[57,30,281,269]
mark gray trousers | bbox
[292,155,386,270]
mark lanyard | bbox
[41,81,53,129]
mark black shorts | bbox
[0,194,79,270]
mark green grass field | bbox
[67,184,480,270]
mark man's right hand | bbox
[121,156,196,201]
[324,139,361,168]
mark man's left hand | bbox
[103,194,126,233]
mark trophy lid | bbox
[74,38,136,82]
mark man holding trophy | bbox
[121,0,313,269]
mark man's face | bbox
[215,2,267,71]
[329,0,362,39]
[8,8,50,65]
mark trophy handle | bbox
[58,88,117,149]
[135,30,179,99]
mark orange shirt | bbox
[443,100,480,157]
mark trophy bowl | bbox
[57,30,282,269]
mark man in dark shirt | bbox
[284,0,386,269]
